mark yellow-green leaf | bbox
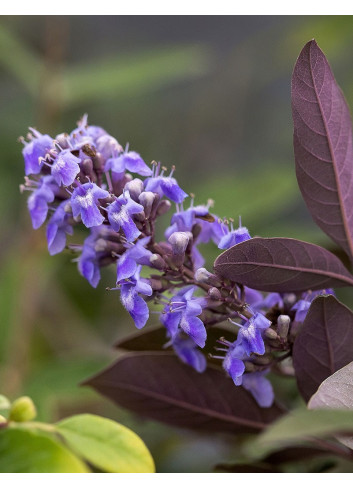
[0,426,89,473]
[56,414,155,473]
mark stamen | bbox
[169,165,175,178]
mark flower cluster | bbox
[19,115,333,408]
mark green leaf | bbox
[246,408,353,459]
[62,45,211,106]
[56,414,155,473]
[0,426,89,473]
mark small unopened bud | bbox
[277,315,290,340]
[125,178,144,201]
[9,396,37,422]
[156,199,172,216]
[168,232,191,255]
[139,191,156,219]
[150,254,167,270]
[55,133,70,149]
[149,278,163,291]
[264,327,278,341]
[195,267,221,287]
[195,267,212,283]
[208,287,222,301]
[283,293,297,308]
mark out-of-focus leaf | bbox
[84,352,284,434]
[214,237,353,292]
[62,45,211,106]
[293,296,353,402]
[0,426,89,473]
[25,357,108,421]
[309,362,353,449]
[56,414,155,473]
[292,40,353,262]
[246,408,353,459]
[0,24,43,94]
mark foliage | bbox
[0,394,154,473]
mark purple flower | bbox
[117,236,152,282]
[78,231,102,288]
[292,289,335,323]
[242,372,274,408]
[46,201,73,255]
[252,292,284,312]
[71,182,109,228]
[161,287,207,348]
[171,335,206,373]
[105,151,152,178]
[218,218,251,250]
[145,175,188,203]
[27,176,57,229]
[106,190,144,242]
[51,150,81,186]
[232,312,271,356]
[222,341,247,386]
[120,266,153,329]
[22,130,53,175]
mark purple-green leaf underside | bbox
[293,295,353,402]
[292,40,353,261]
[84,352,284,434]
[214,237,353,292]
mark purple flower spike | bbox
[27,176,57,229]
[172,335,207,373]
[22,131,53,175]
[105,151,152,178]
[117,236,152,282]
[71,182,109,228]
[106,190,144,242]
[242,372,274,408]
[46,201,73,255]
[120,266,153,329]
[78,231,102,288]
[51,150,81,186]
[161,286,207,348]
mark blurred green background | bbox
[1,15,353,472]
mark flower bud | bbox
[55,133,70,149]
[139,191,156,219]
[125,178,144,201]
[156,199,171,216]
[283,293,297,308]
[168,231,191,255]
[208,287,222,301]
[264,327,278,341]
[277,314,290,340]
[150,253,167,270]
[9,396,37,422]
[195,267,212,282]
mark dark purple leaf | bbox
[293,295,353,402]
[115,325,236,357]
[292,40,353,261]
[214,237,353,292]
[84,352,284,434]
